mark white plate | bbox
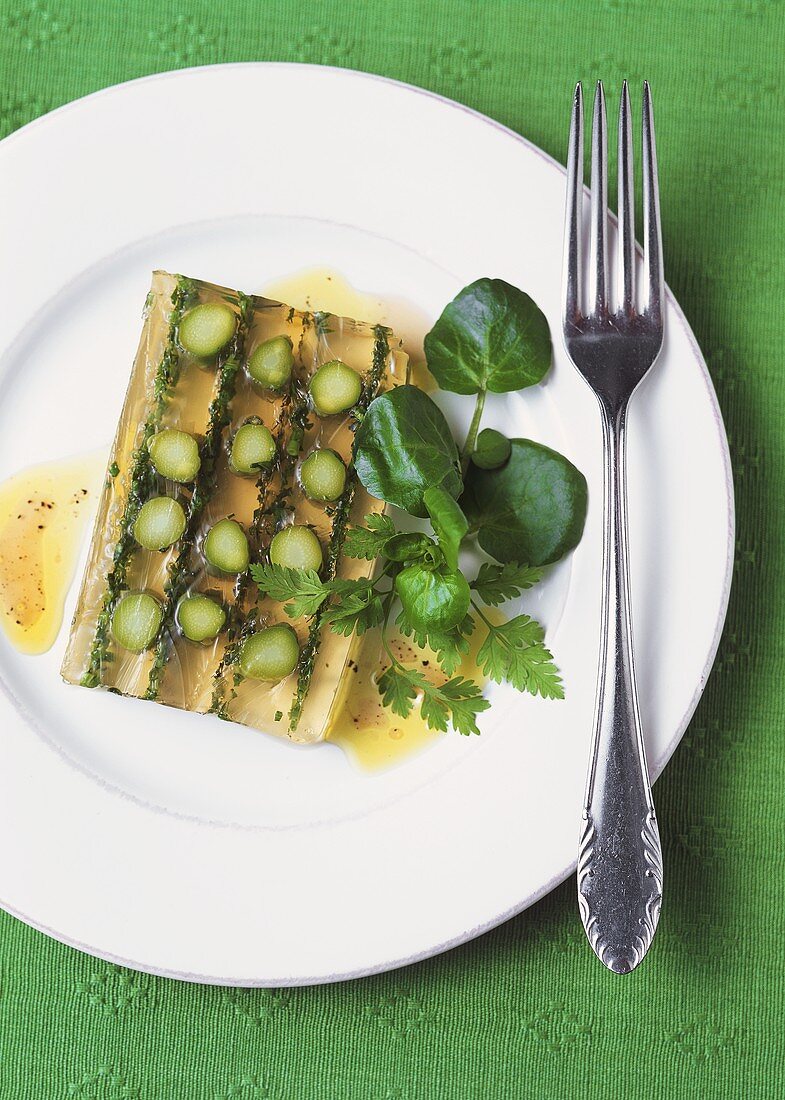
[0,64,732,985]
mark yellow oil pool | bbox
[327,625,488,774]
[0,452,104,654]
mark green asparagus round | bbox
[176,593,226,642]
[111,592,163,653]
[309,360,362,416]
[149,429,201,482]
[133,496,187,551]
[239,624,300,682]
[179,302,236,358]
[203,518,249,574]
[247,335,294,390]
[299,448,346,502]
[269,525,323,572]
[229,421,276,476]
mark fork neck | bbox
[596,392,629,437]
[596,396,631,533]
[593,391,636,748]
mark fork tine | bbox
[590,81,608,315]
[617,81,635,315]
[642,81,663,320]
[563,82,583,326]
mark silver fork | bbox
[562,80,664,973]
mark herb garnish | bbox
[254,277,586,734]
[462,438,588,566]
[423,277,552,471]
[353,384,462,517]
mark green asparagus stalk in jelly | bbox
[80,275,197,688]
[144,292,253,700]
[208,320,310,717]
[288,324,390,730]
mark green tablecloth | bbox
[1,1,781,1096]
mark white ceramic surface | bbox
[0,64,733,985]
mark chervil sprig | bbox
[343,513,397,560]
[250,563,329,618]
[470,561,544,606]
[377,659,489,736]
[472,603,564,700]
[322,579,385,636]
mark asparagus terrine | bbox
[61,270,406,742]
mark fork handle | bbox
[578,398,663,974]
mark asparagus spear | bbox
[287,324,390,730]
[144,292,253,700]
[208,317,311,717]
[80,276,197,688]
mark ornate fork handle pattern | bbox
[578,812,663,972]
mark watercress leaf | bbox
[395,564,471,633]
[458,611,476,639]
[380,559,404,581]
[422,544,444,568]
[354,385,462,517]
[462,438,588,566]
[476,614,564,699]
[249,563,329,618]
[396,607,475,645]
[472,428,511,470]
[423,486,469,571]
[423,278,552,395]
[471,561,544,606]
[343,513,397,560]
[384,532,441,564]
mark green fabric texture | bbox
[0,0,781,1096]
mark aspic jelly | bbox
[61,270,405,741]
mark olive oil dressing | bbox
[327,623,489,773]
[0,452,104,654]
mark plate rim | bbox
[0,61,735,985]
